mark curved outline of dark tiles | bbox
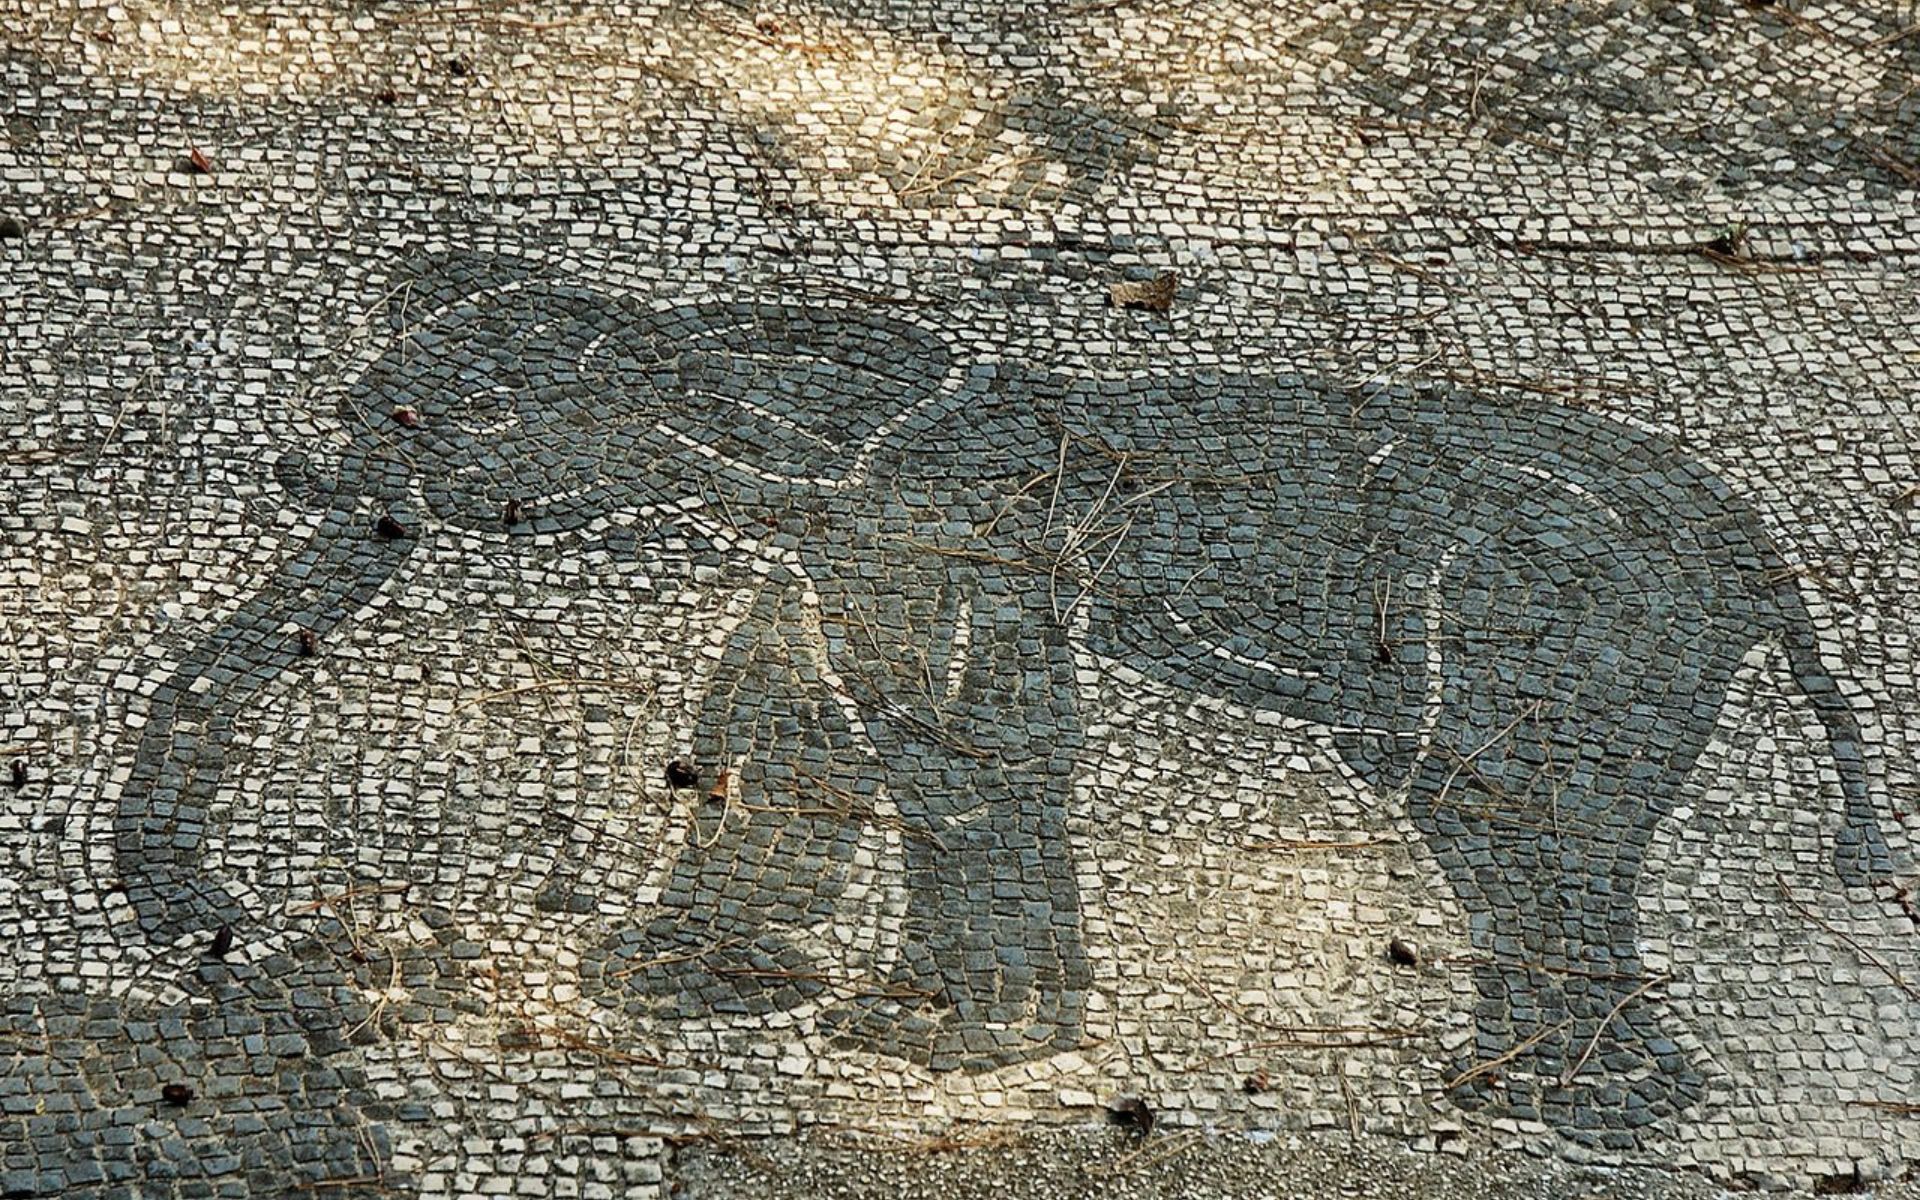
[110,256,1893,1148]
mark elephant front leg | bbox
[816,585,1092,1072]
[588,581,870,1019]
[825,775,1090,1070]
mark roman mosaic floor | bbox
[5,1,1920,1195]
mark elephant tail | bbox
[1763,576,1894,885]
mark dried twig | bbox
[542,806,656,857]
[344,952,403,1041]
[1849,1099,1920,1114]
[1443,1020,1572,1091]
[1175,963,1420,1036]
[790,276,943,307]
[897,153,1045,199]
[287,882,411,915]
[1430,699,1544,814]
[1240,835,1398,852]
[711,964,934,1002]
[1424,796,1571,836]
[375,5,570,29]
[1084,1129,1203,1179]
[827,1126,1031,1154]
[1859,140,1920,187]
[1200,1031,1422,1067]
[451,675,654,716]
[532,1125,662,1141]
[607,934,750,980]
[1430,954,1656,982]
[1775,871,1920,1002]
[546,1028,668,1068]
[1444,369,1651,403]
[1182,972,1427,1055]
[1557,973,1672,1087]
[795,769,940,846]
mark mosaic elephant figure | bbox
[115,258,1894,1146]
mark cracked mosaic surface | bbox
[6,0,1920,1195]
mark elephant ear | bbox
[341,257,660,436]
[647,298,957,486]
[334,260,682,528]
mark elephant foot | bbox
[821,986,1085,1072]
[588,919,827,1018]
[1447,1001,1704,1149]
[1834,815,1897,887]
[1453,1068,1707,1152]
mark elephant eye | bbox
[441,384,515,424]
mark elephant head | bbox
[275,257,960,532]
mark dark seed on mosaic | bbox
[208,925,234,958]
[504,499,524,526]
[1811,1168,1867,1195]
[7,760,24,789]
[1704,222,1749,258]
[0,216,22,240]
[392,405,421,428]
[1242,1072,1270,1095]
[1388,938,1419,967]
[298,628,318,657]
[375,87,399,105]
[1107,1095,1155,1136]
[375,513,409,539]
[1376,641,1395,664]
[1108,273,1177,314]
[447,57,470,77]
[666,760,700,789]
[160,1083,193,1106]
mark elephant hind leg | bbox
[1405,688,1709,1144]
[1451,957,1704,1148]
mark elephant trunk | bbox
[116,505,420,945]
